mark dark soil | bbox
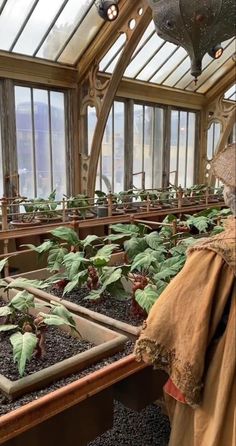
[0,340,134,416]
[50,286,145,327]
[0,325,93,381]
[88,400,170,446]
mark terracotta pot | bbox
[10,219,41,228]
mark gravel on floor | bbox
[50,286,146,327]
[88,400,170,446]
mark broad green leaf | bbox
[51,227,79,246]
[210,226,225,235]
[6,278,48,290]
[109,224,140,235]
[106,280,129,300]
[81,235,100,247]
[63,271,88,295]
[105,233,131,242]
[101,267,122,288]
[0,306,13,317]
[63,252,89,279]
[131,249,165,272]
[186,216,210,233]
[124,237,148,260]
[9,290,35,312]
[91,244,119,266]
[0,324,17,332]
[162,214,177,223]
[48,246,68,272]
[145,232,163,250]
[10,332,38,377]
[39,312,75,329]
[154,257,186,281]
[51,304,76,328]
[155,278,168,296]
[135,285,158,313]
[21,240,54,254]
[169,245,187,256]
[0,257,10,273]
[86,289,103,300]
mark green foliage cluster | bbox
[0,277,78,377]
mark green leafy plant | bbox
[0,283,79,377]
[66,194,92,219]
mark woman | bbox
[134,144,236,446]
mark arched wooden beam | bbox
[87,5,152,196]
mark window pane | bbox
[178,112,187,187]
[114,101,124,193]
[133,105,143,188]
[153,107,164,188]
[15,86,35,198]
[87,106,97,156]
[15,85,67,199]
[186,113,196,187]
[170,111,178,186]
[101,109,112,193]
[50,91,66,199]
[33,89,51,197]
[144,106,153,189]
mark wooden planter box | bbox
[6,265,142,339]
[0,288,127,399]
[0,355,148,446]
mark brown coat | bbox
[134,218,236,446]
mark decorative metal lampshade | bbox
[148,0,236,80]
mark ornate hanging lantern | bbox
[148,0,236,81]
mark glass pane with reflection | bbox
[133,105,143,189]
[50,91,66,200]
[33,89,51,198]
[13,0,65,56]
[144,106,153,189]
[0,0,36,50]
[15,86,35,198]
[37,0,95,61]
[114,101,124,193]
[101,108,113,193]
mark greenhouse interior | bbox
[0,0,235,445]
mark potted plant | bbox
[66,194,95,220]
[35,190,62,223]
[9,197,41,228]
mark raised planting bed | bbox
[6,268,144,338]
[0,287,127,399]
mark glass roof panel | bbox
[12,0,66,55]
[0,0,36,50]
[58,3,103,65]
[124,33,164,78]
[162,56,190,87]
[224,84,236,101]
[36,0,95,61]
[150,46,187,84]
[136,42,176,81]
[132,20,155,58]
[197,58,235,94]
[99,33,126,72]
